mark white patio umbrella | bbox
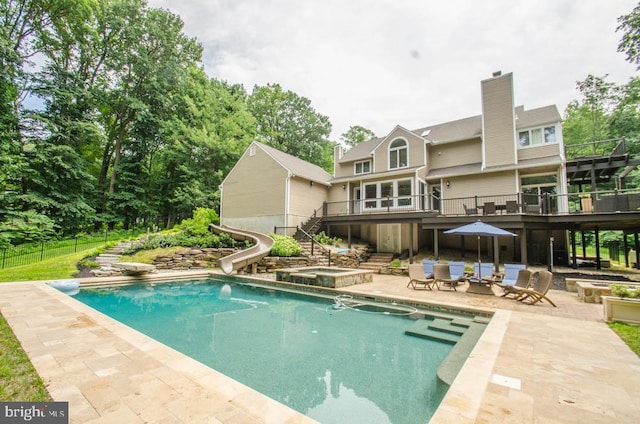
[444,220,516,268]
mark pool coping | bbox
[1,271,510,423]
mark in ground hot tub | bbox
[275,266,373,288]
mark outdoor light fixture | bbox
[310,181,314,186]
[446,180,450,187]
[342,184,346,190]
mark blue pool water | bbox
[73,278,452,423]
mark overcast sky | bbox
[148,0,639,141]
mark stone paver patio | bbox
[1,270,639,423]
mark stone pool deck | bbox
[1,270,639,423]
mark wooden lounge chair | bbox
[421,259,438,278]
[434,263,464,291]
[496,268,532,298]
[513,270,556,306]
[407,263,436,290]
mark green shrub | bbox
[125,231,241,253]
[269,234,302,257]
[314,231,342,246]
[610,284,640,298]
[178,208,220,236]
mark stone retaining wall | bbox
[151,247,364,274]
[153,248,235,270]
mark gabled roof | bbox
[413,115,483,144]
[337,104,561,162]
[338,136,384,163]
[255,141,333,185]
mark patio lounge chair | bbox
[513,270,556,307]
[496,268,532,298]
[473,262,495,281]
[407,263,436,290]
[421,259,438,278]
[448,261,466,281]
[434,263,465,291]
[498,263,526,285]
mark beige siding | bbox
[428,138,481,169]
[373,128,425,172]
[482,73,516,168]
[222,215,286,236]
[288,177,329,225]
[334,160,359,179]
[221,147,287,222]
[517,144,561,161]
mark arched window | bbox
[389,138,408,169]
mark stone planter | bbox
[602,296,640,324]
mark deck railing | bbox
[321,188,640,218]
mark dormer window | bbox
[354,160,371,175]
[389,138,408,169]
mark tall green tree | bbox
[157,67,255,226]
[247,83,333,170]
[618,2,640,69]
[340,125,376,148]
[563,75,618,151]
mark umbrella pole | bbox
[477,235,481,272]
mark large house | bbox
[221,72,640,267]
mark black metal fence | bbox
[1,232,115,269]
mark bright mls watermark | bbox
[0,402,68,423]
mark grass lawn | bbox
[0,249,100,283]
[609,322,640,357]
[0,313,51,401]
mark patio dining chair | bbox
[483,202,496,215]
[463,204,478,215]
[407,263,436,290]
[506,200,518,214]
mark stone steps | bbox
[359,252,395,272]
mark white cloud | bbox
[150,0,638,140]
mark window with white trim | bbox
[389,138,408,169]
[354,160,371,175]
[518,125,557,148]
[363,179,413,210]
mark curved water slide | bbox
[209,224,273,274]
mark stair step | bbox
[428,319,467,336]
[405,320,461,344]
[437,322,488,385]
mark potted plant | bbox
[602,284,640,324]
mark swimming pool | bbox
[73,277,457,423]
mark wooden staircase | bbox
[293,216,323,241]
[358,252,395,273]
[293,215,331,265]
